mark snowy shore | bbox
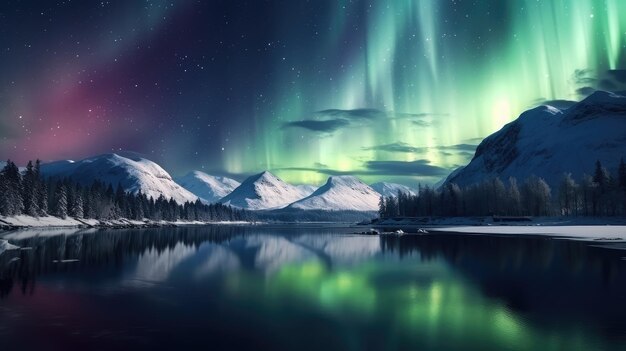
[427,226,626,241]
[370,217,626,241]
[0,215,251,231]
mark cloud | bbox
[395,112,449,119]
[363,160,450,176]
[411,120,432,128]
[445,143,478,152]
[572,69,626,98]
[277,159,450,177]
[282,118,350,133]
[315,108,387,120]
[463,137,484,143]
[362,142,424,153]
[573,69,596,85]
[362,142,477,155]
[282,108,449,136]
[314,108,448,120]
[456,151,475,159]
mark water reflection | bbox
[0,226,625,350]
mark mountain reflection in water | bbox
[0,225,625,351]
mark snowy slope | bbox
[219,171,310,210]
[176,171,240,203]
[40,153,199,204]
[370,182,416,197]
[288,176,381,211]
[446,91,626,188]
[295,184,318,196]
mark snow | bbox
[429,225,626,241]
[288,175,381,211]
[0,239,19,255]
[295,184,318,197]
[446,90,626,188]
[175,170,240,203]
[0,215,99,228]
[40,153,199,204]
[370,182,416,197]
[0,214,250,232]
[2,228,97,240]
[219,171,311,210]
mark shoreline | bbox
[367,217,626,242]
[0,215,254,232]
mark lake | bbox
[1,225,625,350]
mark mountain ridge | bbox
[446,90,626,188]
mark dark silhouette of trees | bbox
[379,159,626,218]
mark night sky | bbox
[1,1,625,186]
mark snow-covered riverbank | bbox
[369,217,626,241]
[0,215,252,231]
[427,225,626,241]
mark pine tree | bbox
[3,161,24,215]
[22,160,40,216]
[619,158,626,190]
[35,160,48,215]
[0,171,8,216]
[593,160,609,189]
[559,173,578,216]
[71,189,84,218]
[507,177,521,216]
[378,196,386,218]
[54,184,68,219]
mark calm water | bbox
[1,225,626,351]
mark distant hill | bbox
[40,153,199,204]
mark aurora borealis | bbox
[1,1,625,186]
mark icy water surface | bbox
[1,225,626,350]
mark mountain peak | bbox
[326,175,362,186]
[40,154,199,204]
[447,90,626,188]
[288,175,380,211]
[219,171,308,210]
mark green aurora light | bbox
[221,0,626,185]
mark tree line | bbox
[379,159,626,218]
[0,159,250,222]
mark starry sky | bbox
[1,0,625,186]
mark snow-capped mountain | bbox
[370,182,416,197]
[446,91,626,188]
[176,171,240,203]
[295,184,318,196]
[40,153,199,204]
[288,175,381,211]
[219,171,311,210]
